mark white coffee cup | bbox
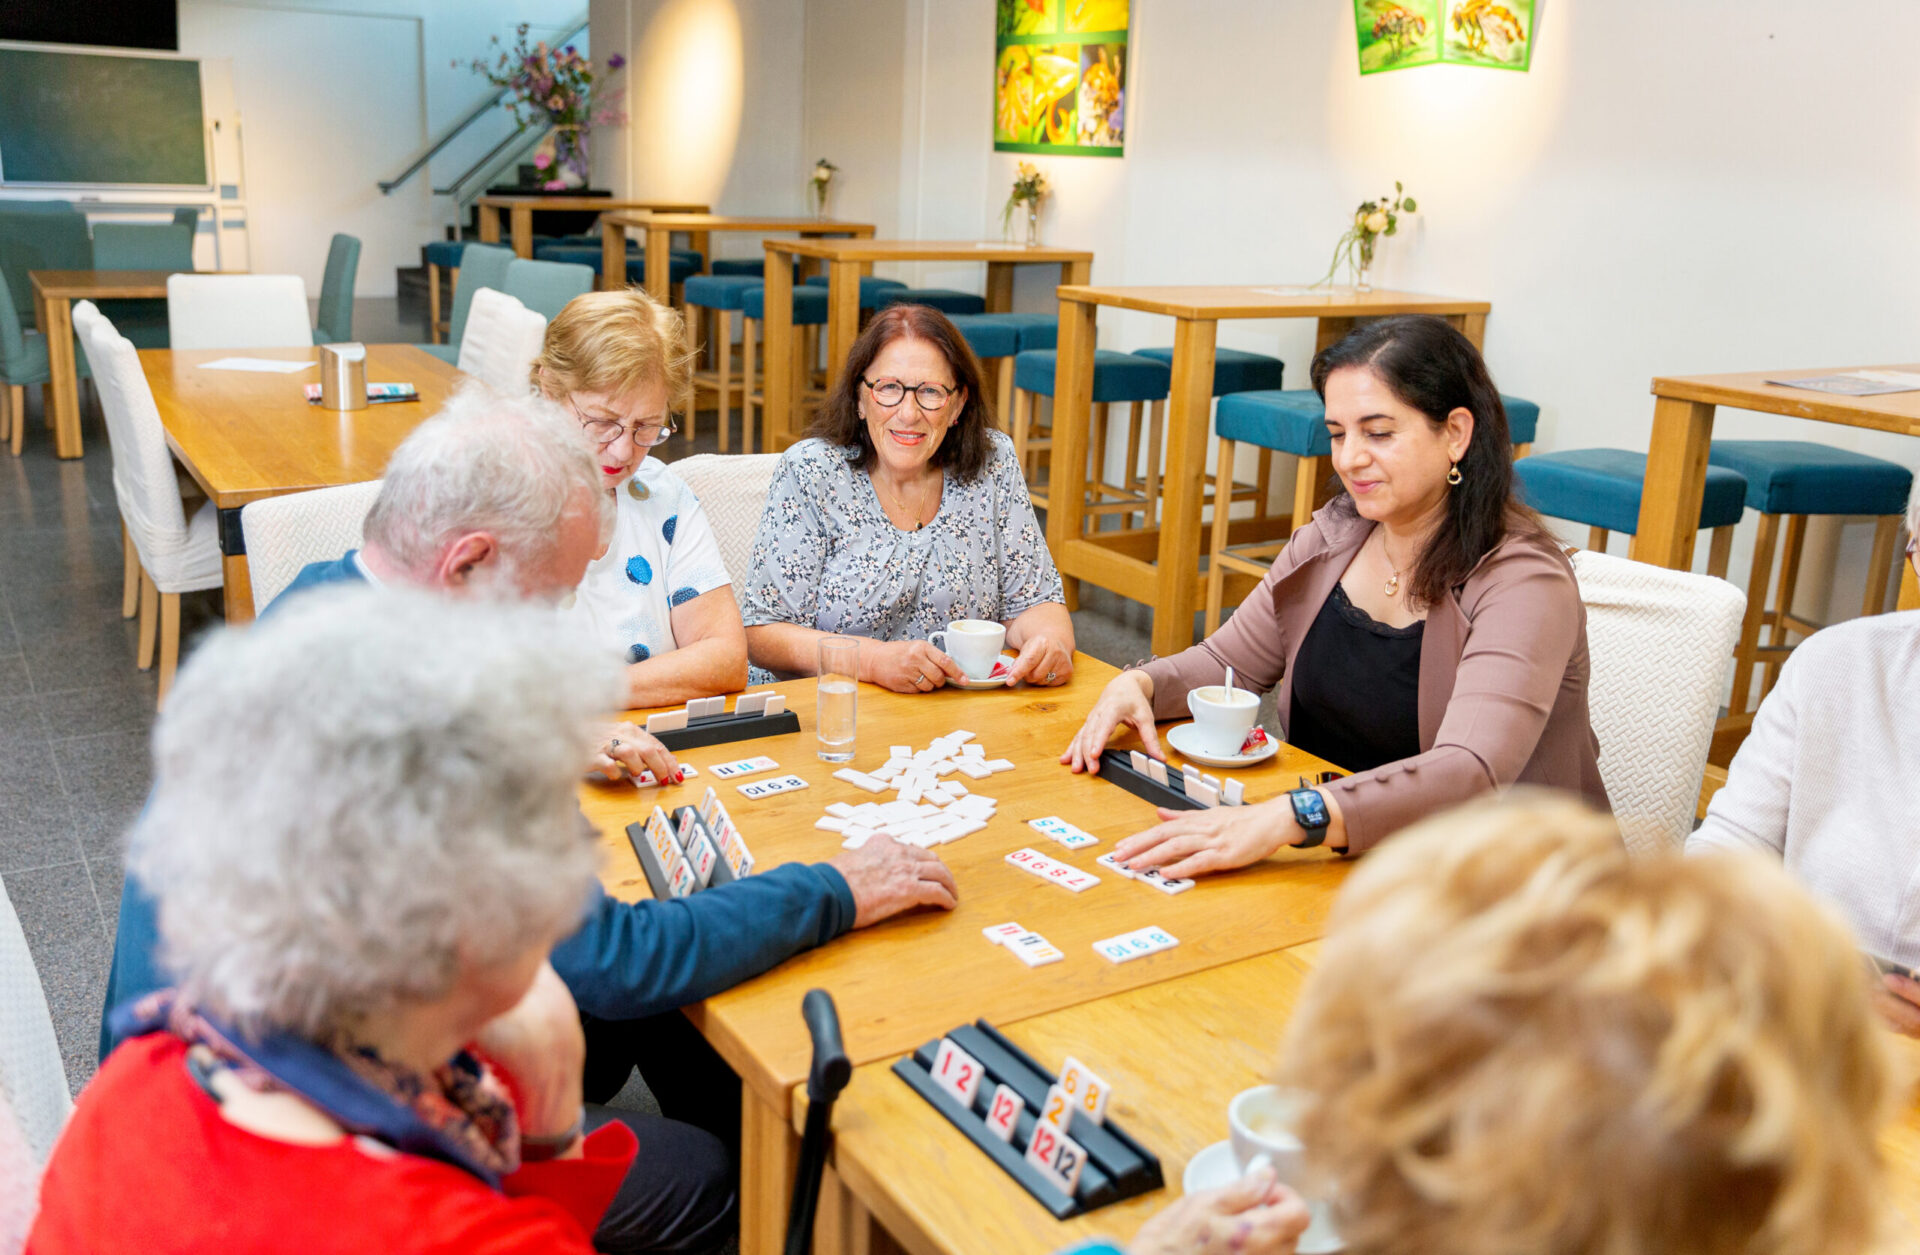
[1228,1084,1309,1189]
[929,619,1006,682]
[1187,684,1259,756]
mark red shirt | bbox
[29,1034,636,1254]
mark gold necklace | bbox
[1379,531,1411,598]
[876,473,937,531]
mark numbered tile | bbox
[931,1037,985,1109]
[675,808,700,848]
[1094,852,1135,880]
[981,921,1028,947]
[1222,778,1245,806]
[1190,781,1220,807]
[1039,1083,1074,1136]
[983,1083,1024,1143]
[1128,749,1148,774]
[699,786,722,825]
[1060,1055,1113,1126]
[733,691,771,716]
[983,758,1016,773]
[763,694,787,716]
[684,829,720,887]
[1139,867,1196,895]
[1023,1120,1076,1188]
[1093,936,1137,963]
[665,854,698,898]
[737,774,810,800]
[709,756,779,780]
[814,816,848,833]
[1139,926,1178,953]
[1047,1131,1089,1194]
[686,696,726,719]
[632,761,699,788]
[1008,931,1066,967]
[833,768,888,793]
[841,831,872,850]
[962,743,987,759]
[1145,760,1169,786]
[644,808,679,867]
[644,709,688,734]
[1030,816,1098,850]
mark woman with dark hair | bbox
[1062,315,1608,869]
[741,305,1073,692]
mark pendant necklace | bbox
[878,474,935,531]
[1380,532,1409,599]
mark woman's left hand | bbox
[1875,973,1920,1038]
[1003,632,1072,687]
[589,722,680,784]
[474,962,585,1142]
[1112,800,1296,880]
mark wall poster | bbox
[1355,0,1537,75]
[994,0,1128,157]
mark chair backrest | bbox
[165,274,311,351]
[1570,549,1746,857]
[456,287,546,398]
[447,243,515,347]
[314,232,362,344]
[171,206,201,231]
[503,257,594,322]
[89,222,193,271]
[666,453,782,585]
[0,207,91,321]
[0,875,72,1250]
[0,270,29,377]
[242,479,385,614]
[72,302,196,572]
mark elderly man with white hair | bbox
[100,387,960,1253]
[1689,480,1920,1037]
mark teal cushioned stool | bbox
[0,269,50,456]
[1133,346,1286,396]
[944,314,1024,435]
[737,284,830,453]
[990,313,1057,352]
[684,276,768,447]
[713,258,787,278]
[802,274,909,310]
[875,288,987,316]
[417,243,513,364]
[1009,349,1171,518]
[1513,449,1748,550]
[1706,440,1915,716]
[313,233,362,344]
[531,242,700,286]
[423,240,467,343]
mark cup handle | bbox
[929,631,946,654]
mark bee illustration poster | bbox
[995,0,1128,156]
[1357,0,1537,74]
[1440,0,1534,71]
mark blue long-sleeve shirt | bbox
[100,553,856,1059]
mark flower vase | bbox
[812,182,830,220]
[1354,237,1375,293]
[553,127,588,190]
[1025,202,1041,248]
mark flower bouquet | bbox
[810,159,840,218]
[1320,183,1417,292]
[464,26,626,191]
[1000,161,1051,246]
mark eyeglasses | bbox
[862,377,957,411]
[570,398,677,449]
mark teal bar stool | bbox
[419,243,512,364]
[945,313,1022,429]
[1009,349,1171,526]
[90,222,194,349]
[533,241,702,285]
[313,233,362,344]
[0,269,49,457]
[1132,346,1289,539]
[802,273,908,310]
[1513,448,1747,564]
[996,313,1057,352]
[1706,440,1914,716]
[502,257,594,321]
[875,288,987,316]
[422,240,466,344]
[739,284,830,454]
[684,275,765,444]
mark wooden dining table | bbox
[31,268,199,459]
[598,212,876,303]
[581,656,1348,1255]
[474,195,710,259]
[139,343,465,622]
[758,239,1094,451]
[1050,286,1491,658]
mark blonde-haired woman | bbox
[1274,794,1899,1255]
[533,289,748,706]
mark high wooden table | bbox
[1050,287,1491,657]
[31,269,197,459]
[759,239,1094,451]
[474,195,710,259]
[598,213,875,303]
[139,344,465,622]
[580,656,1347,1255]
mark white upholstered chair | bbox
[455,288,546,398]
[0,876,73,1252]
[73,302,223,701]
[165,274,312,350]
[1571,548,1746,857]
[242,480,384,616]
[666,453,781,585]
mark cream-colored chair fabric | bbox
[0,875,73,1252]
[1571,548,1746,857]
[456,287,546,398]
[666,453,781,586]
[165,274,312,350]
[241,480,384,616]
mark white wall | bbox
[788,0,1920,622]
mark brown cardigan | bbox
[1140,504,1609,851]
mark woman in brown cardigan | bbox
[1062,315,1609,872]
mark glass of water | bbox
[817,636,858,762]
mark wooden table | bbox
[1050,287,1491,657]
[598,213,875,303]
[31,269,192,459]
[1632,364,1920,571]
[759,240,1094,451]
[139,344,465,622]
[580,656,1347,1255]
[474,196,710,259]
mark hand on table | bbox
[864,640,967,694]
[588,722,680,785]
[1128,1160,1309,1255]
[1062,672,1163,773]
[473,961,586,1143]
[1002,632,1072,688]
[1112,800,1296,881]
[830,835,960,928]
[1874,972,1920,1037]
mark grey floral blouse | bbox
[740,430,1065,642]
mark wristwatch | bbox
[520,1108,586,1162]
[1288,788,1331,849]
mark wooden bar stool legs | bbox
[427,263,457,344]
[1202,436,1292,635]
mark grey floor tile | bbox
[3,861,109,1094]
[0,693,50,748]
[7,574,133,640]
[52,730,152,864]
[0,520,127,591]
[21,619,144,697]
[87,853,125,949]
[0,653,30,698]
[35,679,159,741]
[0,743,85,873]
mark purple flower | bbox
[607,52,626,70]
[543,178,567,191]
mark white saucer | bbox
[1183,1140,1344,1253]
[1166,721,1280,769]
[945,654,1017,690]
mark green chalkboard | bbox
[0,48,207,187]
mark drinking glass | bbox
[817,636,859,762]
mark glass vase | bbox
[1025,202,1040,247]
[553,127,589,189]
[811,181,830,220]
[1354,237,1375,292]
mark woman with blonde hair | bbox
[533,288,748,707]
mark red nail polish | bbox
[673,770,684,784]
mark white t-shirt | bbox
[562,458,732,664]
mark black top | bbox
[1285,582,1425,774]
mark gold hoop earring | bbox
[1447,463,1463,486]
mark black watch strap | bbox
[1289,788,1330,849]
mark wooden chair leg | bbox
[1759,514,1807,701]
[121,522,139,619]
[427,263,442,343]
[716,311,735,452]
[157,592,181,704]
[994,358,1013,434]
[1864,514,1901,615]
[9,384,23,456]
[1205,438,1237,636]
[1254,449,1274,522]
[1144,400,1164,525]
[1586,525,1609,554]
[741,316,759,455]
[0,376,10,443]
[136,569,159,671]
[1086,402,1110,531]
[1706,525,1734,581]
[1728,512,1780,717]
[1123,401,1143,493]
[1290,456,1325,534]
[1011,389,1033,477]
[1513,442,1532,459]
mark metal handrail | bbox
[434,121,551,200]
[377,12,587,195]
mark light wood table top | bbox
[602,212,876,234]
[30,268,202,460]
[1058,283,1489,321]
[31,269,177,299]
[773,238,1095,265]
[475,196,711,259]
[1650,364,1920,437]
[140,344,465,622]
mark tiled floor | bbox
[3,294,1181,1097]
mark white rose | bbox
[1364,211,1389,234]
